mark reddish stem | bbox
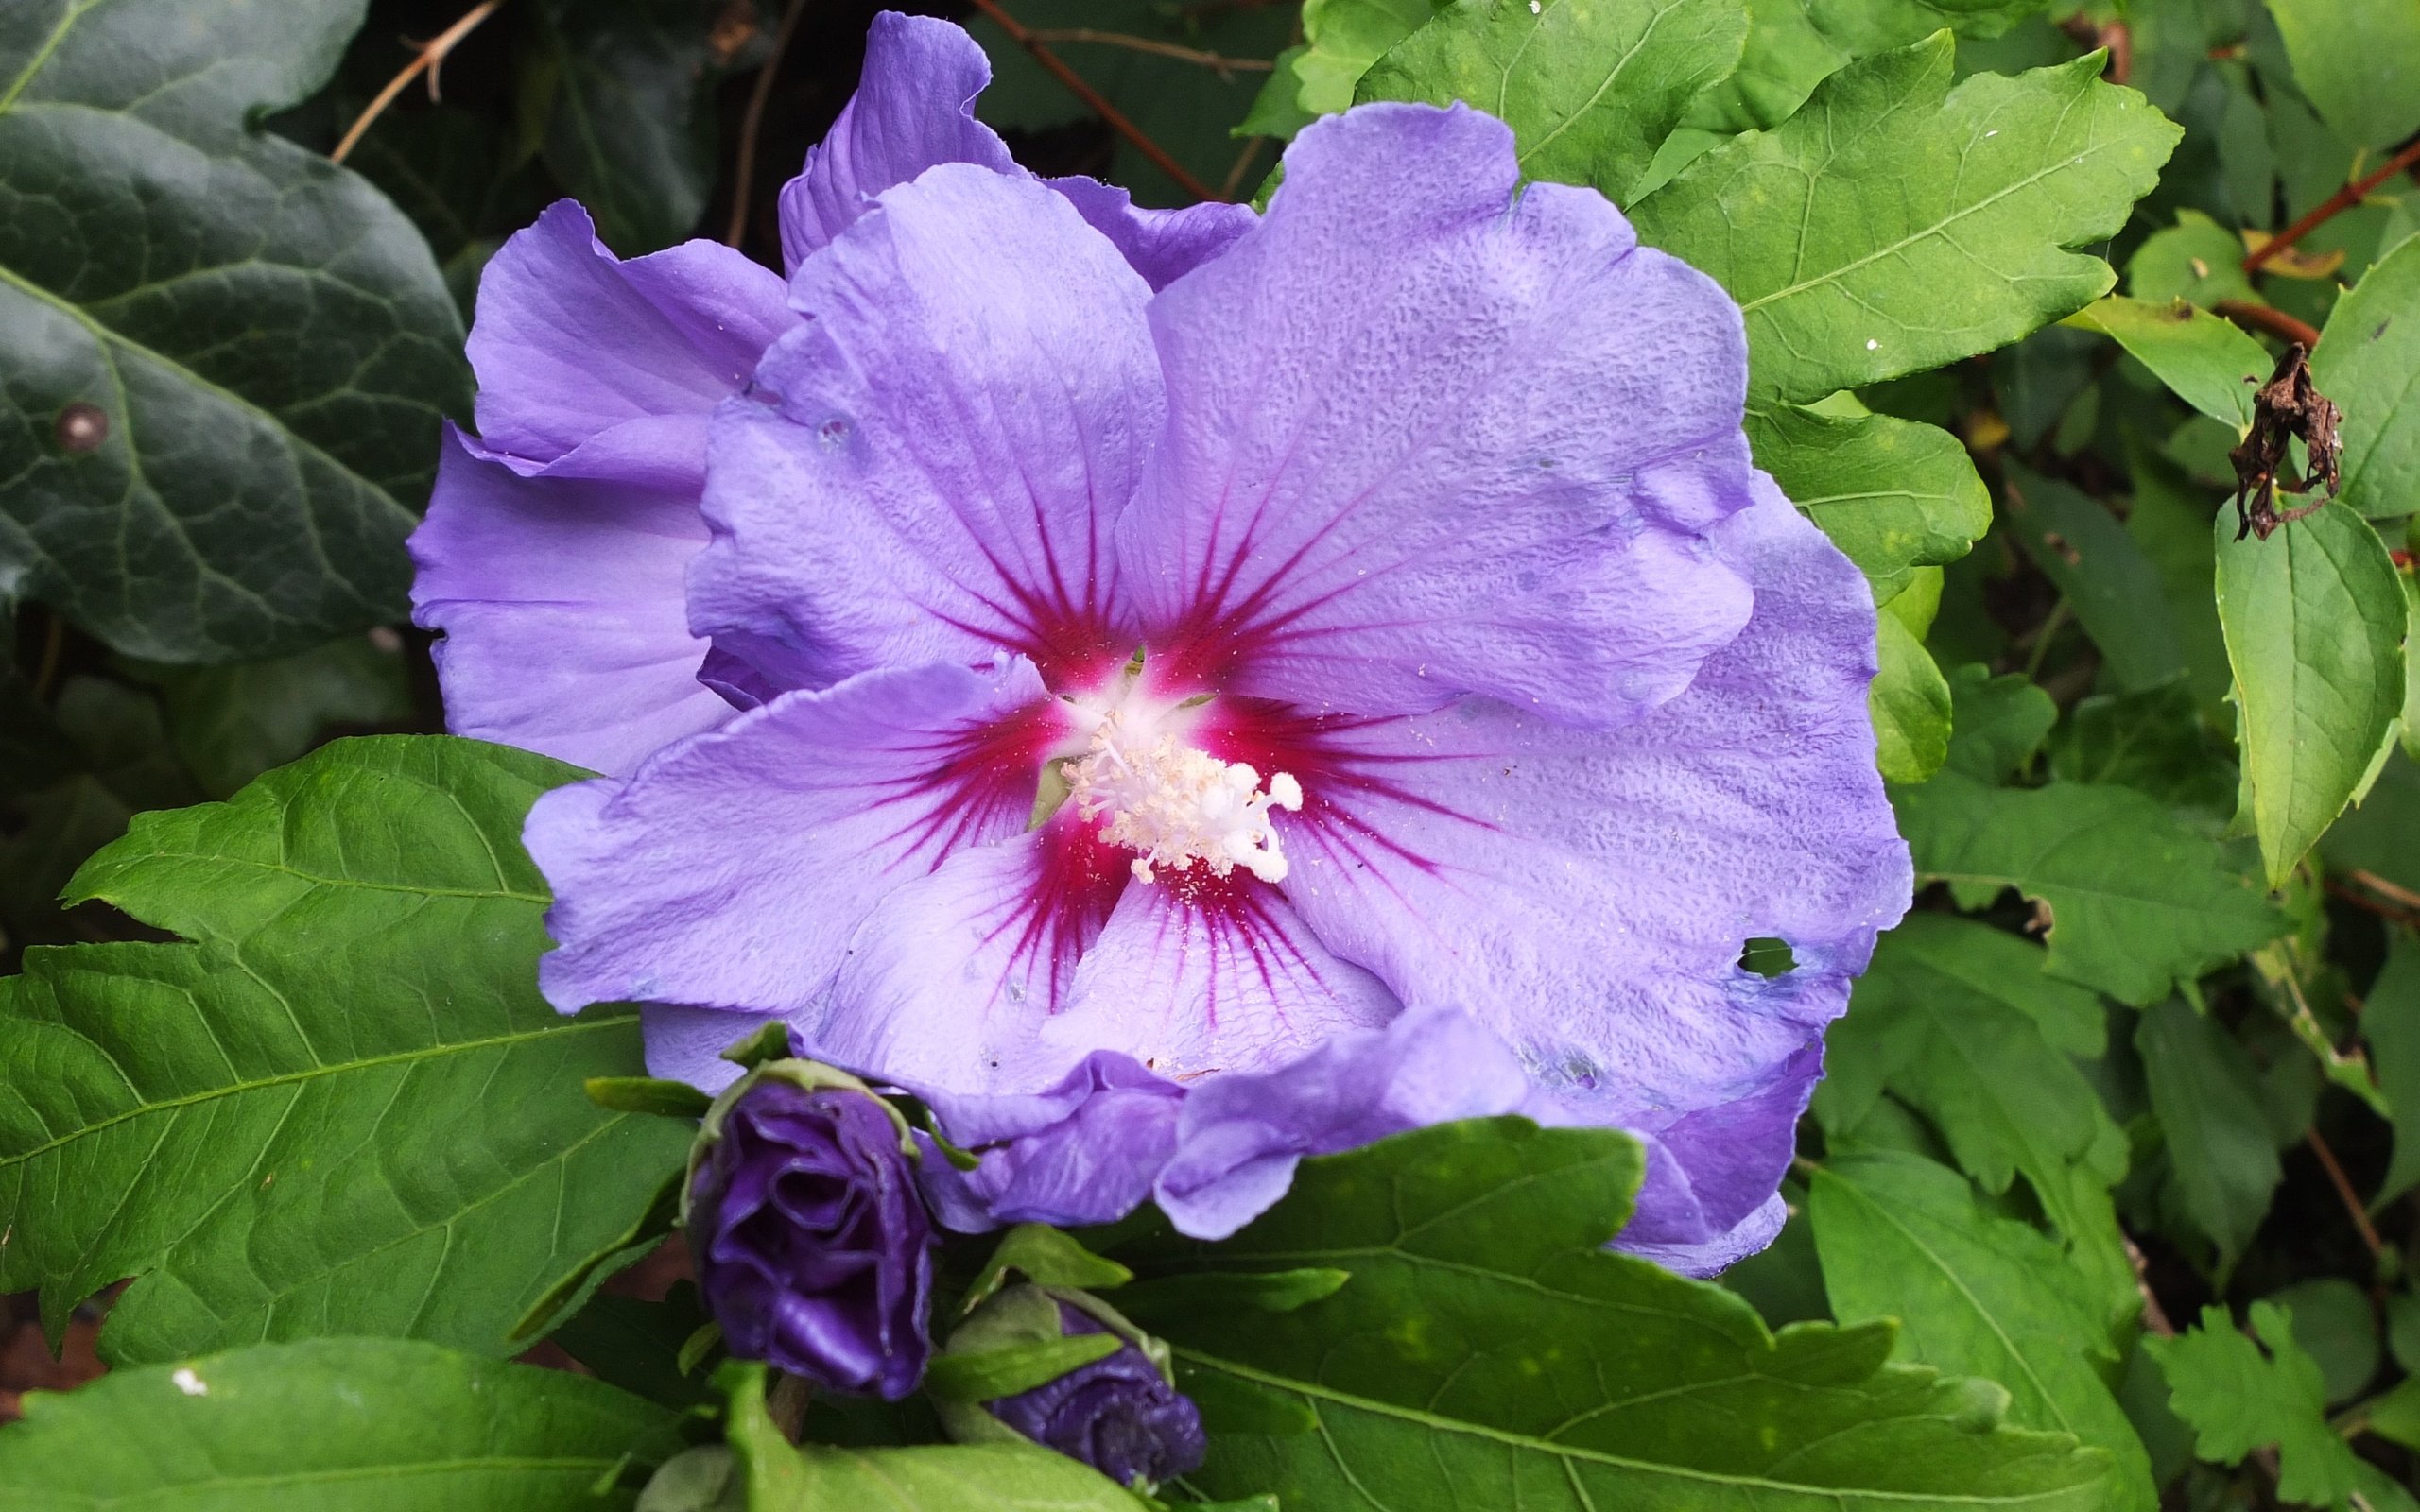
[2306,1126,2386,1260]
[964,0,1226,202]
[2215,299,2323,349]
[2244,136,2420,274]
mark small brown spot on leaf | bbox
[2229,344,2342,540]
[55,403,107,453]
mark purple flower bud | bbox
[987,1305,1205,1488]
[687,1074,934,1399]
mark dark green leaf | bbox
[1813,915,2135,1324]
[2048,683,2237,820]
[586,1076,716,1119]
[0,736,693,1365]
[2121,438,2233,718]
[722,1361,1148,1509]
[2320,750,2420,896]
[2136,998,2283,1268]
[0,1336,683,1511]
[1893,771,2283,1004]
[1107,1118,2117,1512]
[2364,932,2420,1207]
[2147,1302,2367,1510]
[2312,232,2420,523]
[2263,0,2420,152]
[1631,39,2181,405]
[2263,1279,2381,1405]
[1809,1151,2155,1512]
[551,1286,717,1411]
[1110,1268,1353,1333]
[0,0,468,662]
[2003,462,2188,695]
[1940,664,2057,783]
[925,1333,1126,1402]
[1356,0,1748,204]
[126,633,413,797]
[2214,500,2406,888]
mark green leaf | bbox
[2215,500,2407,888]
[2312,232,2420,523]
[0,0,468,662]
[2363,1376,2420,1450]
[2147,1302,2367,1510]
[1685,0,2057,135]
[0,1336,683,1511]
[1245,0,1437,135]
[964,1224,1135,1312]
[2122,438,2234,719]
[2048,683,2238,820]
[2263,1279,2381,1405]
[2126,210,2259,308]
[1631,39,2181,406]
[1105,1118,2117,1512]
[1110,1268,1354,1332]
[1812,915,2135,1324]
[1940,664,2057,783]
[1746,400,1991,599]
[126,633,413,798]
[1873,599,1955,783]
[925,1334,1127,1403]
[1809,1151,2155,1512]
[2363,932,2420,1207]
[525,0,760,254]
[0,735,694,1365]
[2003,462,2189,695]
[550,1287,717,1411]
[2136,997,2283,1268]
[1356,0,1748,204]
[722,1361,1148,1509]
[2264,0,2420,152]
[2063,297,2269,432]
[1893,771,2284,1004]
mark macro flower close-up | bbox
[424,12,1912,1276]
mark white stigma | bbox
[1063,703,1304,885]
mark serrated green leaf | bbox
[0,0,468,662]
[1813,915,2135,1322]
[1893,770,2284,1004]
[1748,400,1991,599]
[0,1336,683,1511]
[2064,297,2269,431]
[1632,38,2180,405]
[2126,209,2260,308]
[2264,0,2420,152]
[2148,1302,2367,1510]
[1809,1151,2155,1512]
[1356,0,1747,204]
[1873,595,1954,783]
[722,1360,1148,1509]
[2215,500,2407,888]
[2136,997,2283,1268]
[0,735,693,1365]
[1246,0,1436,135]
[2003,462,2189,695]
[2312,232,2420,523]
[1685,0,2056,135]
[1104,1118,2117,1512]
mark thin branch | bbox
[331,0,509,164]
[1219,134,1268,200]
[726,0,809,248]
[2306,1126,2386,1260]
[1027,28,1275,75]
[966,0,1227,202]
[2349,868,2420,913]
[2215,299,2323,350]
[2325,874,2420,931]
[2244,136,2420,274]
[2123,1237,2176,1338]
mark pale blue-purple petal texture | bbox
[412,429,735,773]
[913,1053,1185,1230]
[526,657,1051,1016]
[1044,175,1257,293]
[692,164,1159,693]
[1116,104,1755,726]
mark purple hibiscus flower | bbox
[407,13,1252,775]
[500,45,1910,1272]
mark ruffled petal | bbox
[409,426,731,774]
[694,164,1159,692]
[1117,103,1757,728]
[1269,479,1910,1246]
[1154,1005,1535,1239]
[804,824,1128,1093]
[911,1053,1184,1230]
[1036,877,1400,1082]
[467,201,789,471]
[1044,176,1257,291]
[527,657,1056,1016]
[776,11,1022,274]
